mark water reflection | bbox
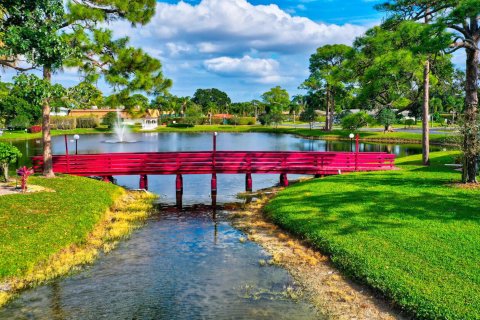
[0,206,320,319]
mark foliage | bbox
[377,108,397,131]
[167,123,194,128]
[51,116,76,130]
[0,0,170,176]
[9,114,31,130]
[303,44,353,130]
[75,117,99,129]
[228,117,256,125]
[404,118,415,128]
[0,96,40,128]
[299,108,318,130]
[262,86,290,114]
[183,104,203,125]
[265,152,480,319]
[377,1,480,182]
[192,88,231,114]
[102,112,118,129]
[341,112,373,131]
[0,143,22,181]
[66,82,104,109]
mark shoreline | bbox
[1,125,457,146]
[230,186,404,320]
[0,189,157,308]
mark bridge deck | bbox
[32,151,395,176]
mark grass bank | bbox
[0,125,455,145]
[0,127,109,141]
[147,125,455,145]
[265,152,479,319]
[0,175,157,307]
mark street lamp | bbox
[349,133,354,152]
[73,134,80,155]
[213,132,218,152]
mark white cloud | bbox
[204,55,282,83]
[107,0,370,100]
[126,0,367,56]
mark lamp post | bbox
[73,134,80,155]
[349,133,354,152]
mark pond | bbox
[1,133,431,319]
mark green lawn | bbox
[0,127,110,141]
[0,175,123,279]
[147,125,454,144]
[265,152,479,319]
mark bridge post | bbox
[245,173,253,192]
[139,174,148,190]
[211,173,217,192]
[280,173,289,187]
[176,174,183,192]
[176,191,183,209]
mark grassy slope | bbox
[0,175,123,279]
[265,152,480,319]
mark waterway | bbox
[0,133,430,319]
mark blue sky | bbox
[121,0,384,101]
[0,0,391,102]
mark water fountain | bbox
[104,110,137,143]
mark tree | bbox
[377,108,397,132]
[304,44,352,131]
[192,88,231,114]
[341,112,373,131]
[0,142,21,181]
[0,0,170,178]
[299,106,318,130]
[102,112,118,129]
[0,96,39,128]
[184,104,203,125]
[377,1,480,182]
[67,82,103,109]
[261,86,290,128]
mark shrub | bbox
[228,117,256,125]
[76,117,99,128]
[51,116,76,130]
[377,108,397,131]
[167,123,194,128]
[101,112,118,129]
[341,112,373,131]
[404,119,415,128]
[28,125,42,133]
[0,143,22,181]
[9,114,31,130]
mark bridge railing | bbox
[32,151,395,176]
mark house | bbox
[141,109,160,130]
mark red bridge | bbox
[33,150,395,192]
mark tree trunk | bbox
[2,163,9,182]
[462,48,479,183]
[330,91,335,131]
[42,66,55,178]
[422,58,430,165]
[422,10,430,166]
[325,85,330,131]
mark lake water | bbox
[0,133,428,319]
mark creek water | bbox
[1,133,430,319]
